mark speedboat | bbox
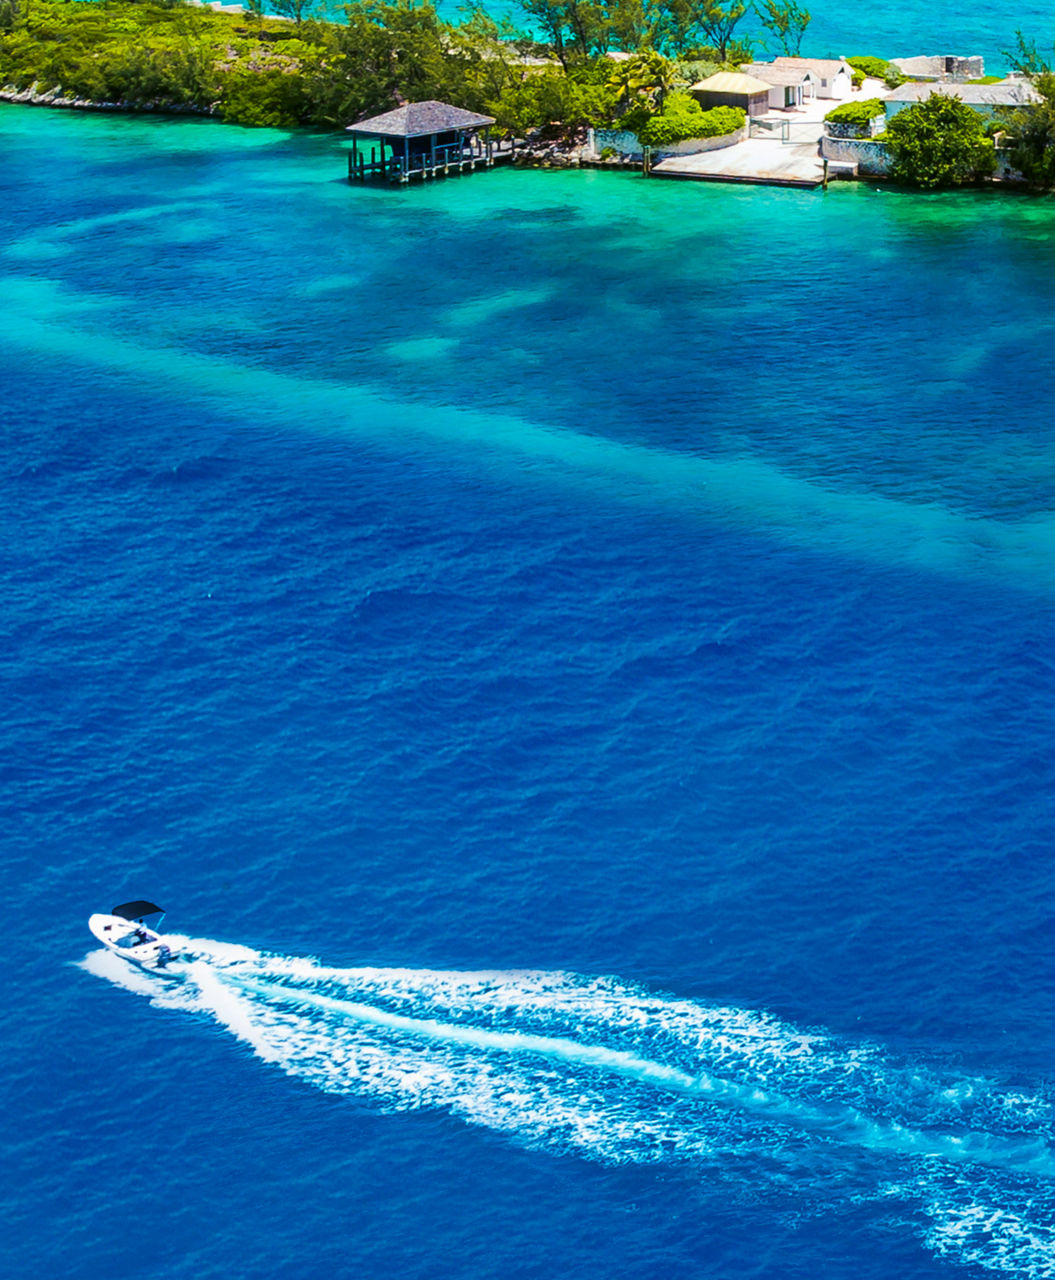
[88,901,174,970]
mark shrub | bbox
[884,93,996,187]
[694,104,746,137]
[637,94,743,146]
[824,98,886,130]
[847,55,905,88]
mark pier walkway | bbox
[651,136,825,188]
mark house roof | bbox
[744,62,815,87]
[773,56,852,76]
[690,71,773,96]
[884,80,1040,106]
[347,101,495,138]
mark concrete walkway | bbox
[650,78,887,189]
[651,137,825,188]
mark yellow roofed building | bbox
[689,72,773,118]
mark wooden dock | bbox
[348,137,516,184]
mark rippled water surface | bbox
[3,104,1055,1280]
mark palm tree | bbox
[607,49,674,114]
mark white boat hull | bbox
[88,913,174,970]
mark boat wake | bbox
[81,940,1055,1276]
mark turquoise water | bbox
[433,0,1046,69]
[4,103,1055,1280]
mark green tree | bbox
[0,0,18,34]
[667,0,749,63]
[486,68,613,134]
[997,64,1055,190]
[884,93,996,188]
[220,66,314,126]
[605,0,687,54]
[271,0,319,28]
[305,0,452,126]
[1004,30,1053,77]
[518,0,610,67]
[756,0,809,56]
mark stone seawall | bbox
[821,135,892,176]
[588,126,746,161]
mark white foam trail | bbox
[189,963,284,1064]
[80,942,1055,1277]
[920,1169,1055,1280]
[227,972,1055,1180]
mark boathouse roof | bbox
[347,101,495,138]
[690,71,773,96]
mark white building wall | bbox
[817,69,852,99]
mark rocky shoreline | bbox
[0,81,216,114]
[513,127,638,171]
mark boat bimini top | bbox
[88,901,173,970]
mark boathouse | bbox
[346,101,512,184]
[689,72,773,119]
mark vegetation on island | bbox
[868,32,1055,191]
[995,34,1055,190]
[0,0,808,135]
[883,94,996,188]
[823,97,884,130]
[4,0,1055,193]
[845,56,904,89]
[633,93,743,145]
[999,80,1055,189]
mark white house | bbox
[882,80,1040,121]
[772,56,854,100]
[743,62,818,110]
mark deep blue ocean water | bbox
[3,100,1055,1280]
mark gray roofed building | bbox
[884,80,1038,107]
[883,80,1040,119]
[744,63,814,88]
[347,100,495,138]
[773,56,852,77]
